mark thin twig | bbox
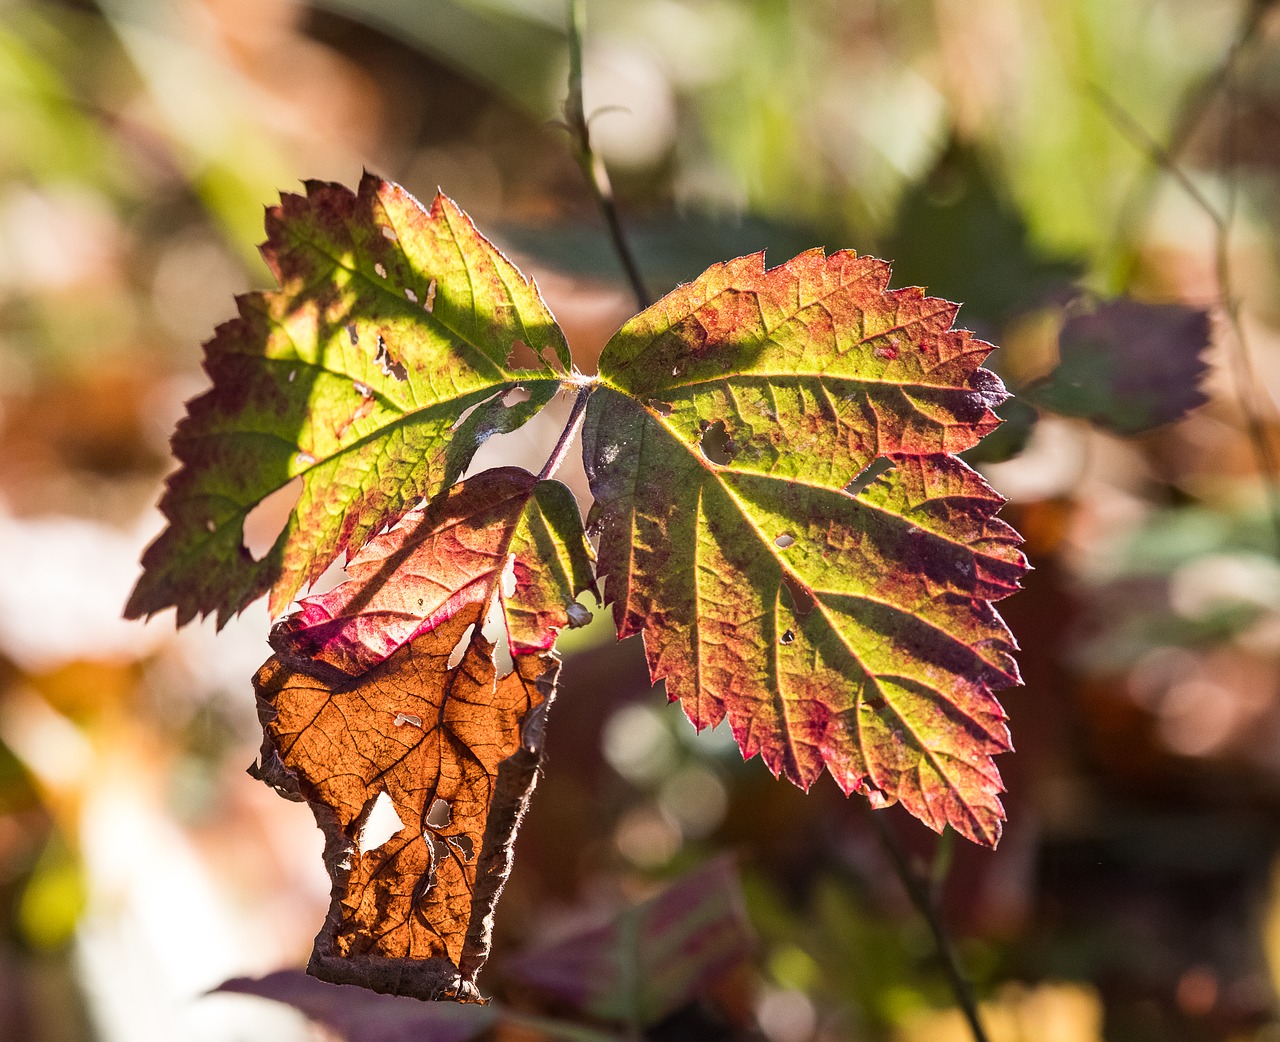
[539,382,595,481]
[868,810,991,1042]
[1093,81,1280,551]
[564,0,652,311]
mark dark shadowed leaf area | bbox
[504,857,755,1026]
[1029,297,1212,434]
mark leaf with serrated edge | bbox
[126,174,568,626]
[271,467,596,676]
[252,601,556,1001]
[583,250,1026,846]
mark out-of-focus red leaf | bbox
[505,857,754,1025]
[217,971,497,1042]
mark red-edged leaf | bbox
[583,251,1026,845]
[127,174,569,626]
[505,858,754,1026]
[270,467,596,677]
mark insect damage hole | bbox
[425,797,452,830]
[483,591,514,678]
[774,532,795,549]
[374,335,408,382]
[780,572,816,616]
[502,386,531,407]
[242,476,303,561]
[844,457,895,496]
[447,623,476,670]
[780,629,796,645]
[698,420,734,465]
[356,790,404,854]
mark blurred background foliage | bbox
[2,0,1280,1039]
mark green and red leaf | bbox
[583,250,1026,845]
[126,174,568,626]
[271,467,596,677]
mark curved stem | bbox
[564,0,652,311]
[868,810,991,1042]
[1093,81,1280,553]
[539,382,594,481]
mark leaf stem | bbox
[564,0,652,311]
[868,810,991,1042]
[539,382,594,482]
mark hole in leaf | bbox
[844,457,895,496]
[287,368,297,383]
[381,225,398,242]
[483,594,514,677]
[417,834,449,899]
[242,476,303,561]
[353,380,374,399]
[780,572,816,616]
[425,797,452,830]
[345,322,358,346]
[500,555,518,598]
[447,623,475,670]
[374,262,387,279]
[404,287,418,303]
[295,451,315,467]
[449,391,500,432]
[698,420,734,465]
[780,629,795,645]
[393,712,423,729]
[648,399,673,417]
[446,834,475,863]
[374,335,408,382]
[502,386,531,407]
[356,791,403,853]
[774,532,795,549]
[505,339,541,369]
[425,279,437,312]
[566,601,592,628]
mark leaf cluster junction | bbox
[126,173,1026,999]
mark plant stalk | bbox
[565,0,652,311]
[1093,84,1280,554]
[539,382,594,482]
[868,810,992,1042]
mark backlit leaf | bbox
[583,251,1026,845]
[252,600,556,1000]
[271,467,596,677]
[126,174,568,626]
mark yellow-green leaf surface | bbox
[127,174,568,626]
[583,251,1027,845]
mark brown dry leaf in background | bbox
[252,604,556,1001]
